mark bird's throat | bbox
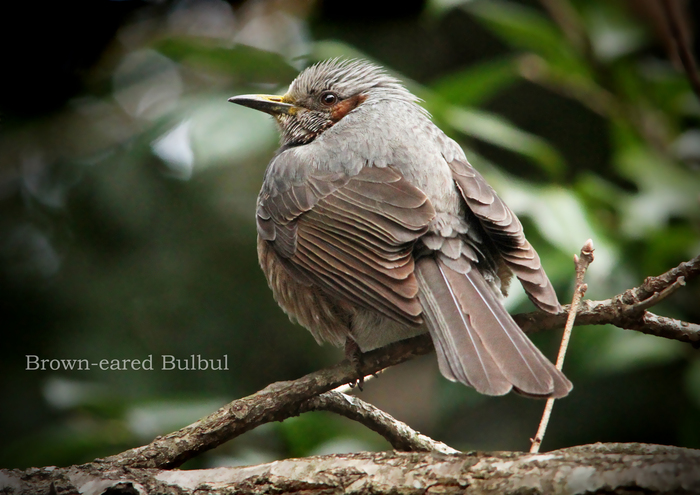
[277,94,367,147]
[277,113,331,146]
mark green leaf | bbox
[426,0,476,17]
[444,107,565,177]
[464,1,562,55]
[581,1,649,62]
[470,159,620,280]
[578,327,685,375]
[431,57,519,106]
[463,0,588,77]
[613,141,700,238]
[278,412,383,457]
[153,37,299,83]
[311,40,375,62]
[186,95,280,170]
[125,398,228,440]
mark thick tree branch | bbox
[90,256,698,470]
[97,334,436,469]
[3,443,699,495]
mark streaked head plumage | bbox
[287,59,416,106]
[230,59,421,146]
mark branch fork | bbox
[98,242,699,468]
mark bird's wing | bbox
[257,163,435,326]
[448,158,562,313]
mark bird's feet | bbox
[344,338,365,391]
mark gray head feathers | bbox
[288,59,420,106]
[237,59,429,146]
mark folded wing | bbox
[258,163,435,327]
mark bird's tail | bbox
[415,256,571,398]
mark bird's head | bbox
[229,59,417,146]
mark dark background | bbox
[1,0,699,469]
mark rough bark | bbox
[2,443,698,495]
[1,257,697,494]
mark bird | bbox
[229,59,572,398]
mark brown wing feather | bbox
[257,165,436,327]
[448,158,562,313]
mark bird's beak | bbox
[228,94,298,116]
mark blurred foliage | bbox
[1,0,699,470]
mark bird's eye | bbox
[320,92,338,106]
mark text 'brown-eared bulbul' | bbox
[229,59,571,398]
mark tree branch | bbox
[91,256,698,470]
[514,254,700,344]
[301,391,459,454]
[3,443,699,495]
[98,334,436,469]
[636,311,700,344]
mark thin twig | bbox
[301,391,459,454]
[626,276,686,313]
[530,239,595,453]
[660,0,700,100]
[514,254,700,343]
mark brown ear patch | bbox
[331,94,367,122]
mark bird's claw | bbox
[344,338,365,391]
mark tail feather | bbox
[416,256,571,398]
[415,258,511,395]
